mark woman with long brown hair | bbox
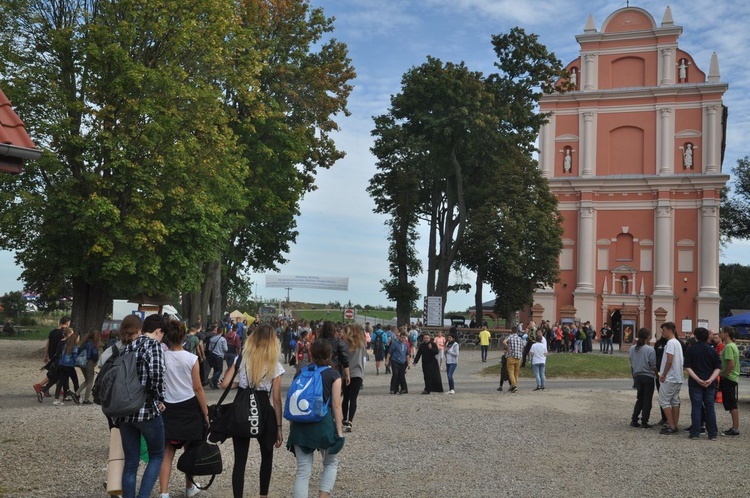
[75,328,101,404]
[342,324,366,432]
[53,327,79,405]
[220,323,284,498]
[158,320,208,498]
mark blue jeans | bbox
[446,363,457,391]
[532,363,546,388]
[120,416,165,498]
[480,345,489,361]
[293,446,338,498]
[689,385,717,438]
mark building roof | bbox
[0,87,41,173]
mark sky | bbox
[2,0,750,312]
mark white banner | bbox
[265,275,349,291]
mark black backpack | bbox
[374,331,384,351]
[93,345,146,417]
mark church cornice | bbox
[576,26,683,45]
[541,83,728,106]
[549,174,729,194]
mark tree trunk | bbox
[202,259,219,321]
[71,277,111,340]
[426,184,439,297]
[474,266,484,327]
[210,259,222,324]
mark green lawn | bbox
[0,328,48,340]
[482,352,632,379]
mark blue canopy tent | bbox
[721,312,750,334]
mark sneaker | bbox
[53,400,63,406]
[71,393,81,405]
[721,428,740,436]
[33,383,43,403]
[421,390,430,395]
[344,422,352,433]
[709,436,718,441]
[82,400,93,405]
[159,493,170,498]
[510,387,518,393]
[688,434,700,440]
[541,387,545,390]
[659,426,678,435]
[496,386,503,392]
[448,390,455,394]
[42,387,51,397]
[629,421,640,428]
[186,483,200,497]
[641,423,654,429]
[533,387,541,391]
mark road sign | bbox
[344,308,355,320]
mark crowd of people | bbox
[29,312,745,496]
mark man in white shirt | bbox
[658,322,684,434]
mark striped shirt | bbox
[114,334,165,424]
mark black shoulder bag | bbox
[208,355,265,443]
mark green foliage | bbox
[0,291,26,318]
[721,156,750,240]
[0,0,353,331]
[222,0,355,299]
[719,263,750,317]
[370,27,566,317]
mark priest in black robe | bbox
[414,333,444,394]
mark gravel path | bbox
[1,340,748,497]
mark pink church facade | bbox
[533,6,728,340]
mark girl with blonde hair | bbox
[220,324,285,498]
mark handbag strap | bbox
[215,354,243,407]
[189,473,216,491]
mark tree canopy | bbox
[721,156,750,241]
[0,0,353,332]
[369,28,567,321]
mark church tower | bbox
[533,6,728,340]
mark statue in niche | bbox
[563,148,572,172]
[678,59,688,82]
[570,67,577,88]
[683,143,693,169]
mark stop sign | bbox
[344,309,354,319]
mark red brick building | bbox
[533,6,728,340]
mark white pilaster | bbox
[581,111,596,177]
[583,53,597,91]
[705,105,720,173]
[697,203,721,328]
[660,48,674,85]
[653,204,673,294]
[576,204,595,292]
[698,204,719,294]
[540,113,556,178]
[657,107,673,175]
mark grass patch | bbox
[482,352,632,379]
[0,328,48,341]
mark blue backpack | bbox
[283,364,330,423]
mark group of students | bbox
[34,314,355,498]
[33,315,101,406]
[628,321,741,439]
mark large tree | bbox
[181,0,356,324]
[369,115,425,325]
[719,263,750,317]
[370,28,568,316]
[0,0,249,334]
